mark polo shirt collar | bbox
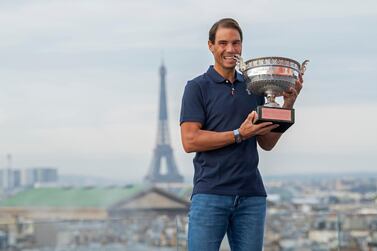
[206,65,244,84]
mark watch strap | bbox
[233,129,242,144]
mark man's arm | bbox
[257,74,304,151]
[181,112,278,153]
[180,122,234,153]
[257,132,282,151]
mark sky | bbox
[0,0,376,183]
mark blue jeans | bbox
[188,194,266,251]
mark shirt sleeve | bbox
[180,81,206,126]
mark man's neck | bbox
[213,64,236,83]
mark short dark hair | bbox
[209,18,243,43]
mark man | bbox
[180,18,303,251]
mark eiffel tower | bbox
[144,62,183,184]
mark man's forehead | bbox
[215,27,241,40]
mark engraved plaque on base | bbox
[254,106,295,133]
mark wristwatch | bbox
[233,129,242,144]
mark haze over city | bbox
[0,0,376,182]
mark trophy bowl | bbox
[235,55,309,132]
[236,56,309,107]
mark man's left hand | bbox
[282,73,304,109]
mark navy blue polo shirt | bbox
[180,66,267,197]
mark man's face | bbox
[208,27,242,70]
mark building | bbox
[21,167,58,187]
[0,184,188,220]
[0,169,15,191]
[0,184,189,249]
[0,167,58,193]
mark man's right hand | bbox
[238,111,279,140]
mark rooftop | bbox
[0,185,145,209]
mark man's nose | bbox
[225,44,236,53]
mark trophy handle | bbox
[234,55,247,72]
[300,60,310,75]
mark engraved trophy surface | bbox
[236,55,309,132]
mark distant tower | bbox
[144,62,183,184]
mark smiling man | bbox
[180,18,303,251]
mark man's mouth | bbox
[224,56,236,61]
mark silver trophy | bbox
[235,55,309,132]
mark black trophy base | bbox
[253,106,295,133]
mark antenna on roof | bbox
[6,153,12,169]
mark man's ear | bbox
[208,40,214,53]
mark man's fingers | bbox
[247,111,257,123]
[298,73,304,82]
[253,112,258,123]
[291,87,298,96]
[254,121,273,129]
[256,124,279,135]
[296,76,303,92]
[283,87,298,98]
[295,80,302,90]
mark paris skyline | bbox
[0,0,376,182]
